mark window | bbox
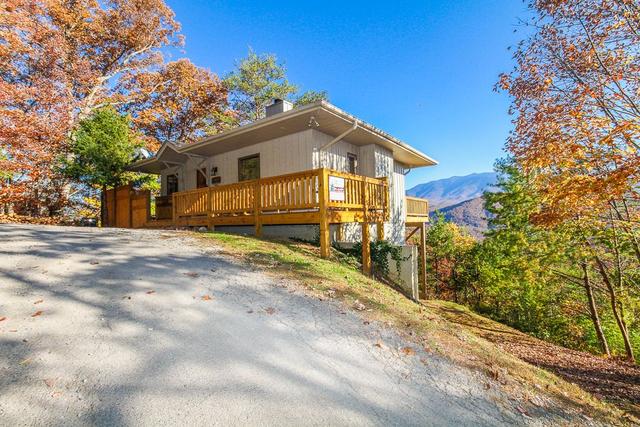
[347,153,357,174]
[196,168,208,188]
[238,154,260,181]
[166,174,178,196]
[210,166,221,185]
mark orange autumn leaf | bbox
[201,295,213,301]
[0,316,6,322]
[183,272,200,278]
[401,347,416,356]
[31,311,43,317]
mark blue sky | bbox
[165,0,529,188]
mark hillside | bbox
[195,232,635,423]
[437,196,489,238]
[407,172,497,210]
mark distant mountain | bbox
[407,172,497,211]
[437,197,489,239]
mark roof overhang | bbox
[128,143,190,174]
[129,101,438,174]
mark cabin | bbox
[113,99,435,296]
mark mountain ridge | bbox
[407,172,497,211]
[407,172,497,238]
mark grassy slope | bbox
[195,231,630,425]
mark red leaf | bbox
[31,310,43,317]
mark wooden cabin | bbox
[116,99,435,281]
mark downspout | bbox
[318,120,358,168]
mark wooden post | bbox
[376,221,384,241]
[362,222,371,276]
[362,179,371,276]
[207,187,214,231]
[336,223,344,242]
[419,222,427,299]
[128,186,133,229]
[254,180,262,237]
[318,169,330,258]
[172,192,177,227]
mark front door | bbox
[196,168,208,188]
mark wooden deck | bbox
[170,169,388,230]
[108,168,428,277]
[405,196,429,224]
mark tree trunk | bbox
[592,252,635,362]
[582,262,610,356]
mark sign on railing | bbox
[328,176,345,201]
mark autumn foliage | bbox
[498,0,640,225]
[0,0,229,215]
[498,0,640,362]
[128,59,230,150]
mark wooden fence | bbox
[103,184,150,228]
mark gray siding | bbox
[159,128,407,245]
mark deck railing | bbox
[172,168,388,222]
[406,196,429,218]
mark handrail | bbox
[172,168,388,221]
[406,196,429,216]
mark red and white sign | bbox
[329,176,345,201]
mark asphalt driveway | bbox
[0,224,590,426]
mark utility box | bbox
[387,245,419,301]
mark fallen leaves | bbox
[353,300,366,311]
[44,378,56,388]
[0,316,6,322]
[264,307,276,315]
[401,346,416,356]
[89,260,99,265]
[201,295,213,301]
[146,290,155,295]
[31,310,43,317]
[33,299,43,304]
[183,272,199,278]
